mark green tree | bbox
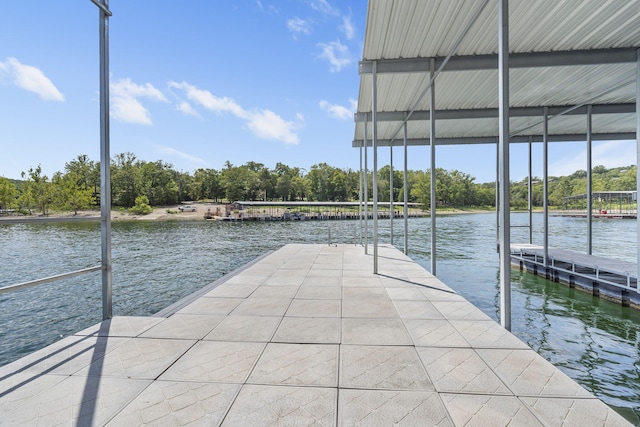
[52,171,96,214]
[331,168,348,201]
[129,194,153,215]
[137,160,179,206]
[0,177,18,210]
[307,163,335,201]
[220,161,260,201]
[191,168,221,201]
[274,162,293,201]
[111,152,139,207]
[20,165,53,215]
[410,170,431,209]
[65,155,98,195]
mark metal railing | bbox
[0,265,104,295]
[0,0,113,321]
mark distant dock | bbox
[551,210,637,219]
[511,244,639,308]
[205,201,426,221]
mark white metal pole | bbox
[636,48,640,290]
[364,115,368,254]
[430,58,437,276]
[390,145,394,246]
[587,105,593,255]
[528,137,532,244]
[372,61,379,274]
[543,106,549,269]
[359,143,363,245]
[498,0,511,331]
[98,0,112,321]
[403,120,409,255]
[496,141,499,251]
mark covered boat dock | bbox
[352,0,640,329]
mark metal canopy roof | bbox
[353,0,640,147]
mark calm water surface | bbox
[1,213,639,423]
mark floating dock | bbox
[511,244,639,308]
[550,211,637,219]
[204,201,426,221]
[0,244,629,425]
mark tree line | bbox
[0,152,636,215]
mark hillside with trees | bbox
[0,152,636,215]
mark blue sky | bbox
[0,1,636,184]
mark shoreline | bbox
[0,203,541,222]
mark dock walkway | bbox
[0,244,630,426]
[511,244,638,307]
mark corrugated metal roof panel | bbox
[356,0,639,144]
[364,0,640,60]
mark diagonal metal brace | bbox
[90,0,112,16]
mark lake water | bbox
[1,213,639,423]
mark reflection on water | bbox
[0,213,639,422]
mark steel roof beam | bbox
[354,103,635,122]
[359,48,638,75]
[352,132,635,147]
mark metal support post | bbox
[543,107,549,269]
[372,62,379,274]
[359,143,363,245]
[496,141,499,251]
[430,58,437,276]
[390,144,394,246]
[364,115,369,254]
[97,0,112,320]
[636,48,640,291]
[587,105,593,254]
[403,120,409,255]
[528,137,532,244]
[498,0,511,331]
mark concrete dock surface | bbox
[0,244,630,426]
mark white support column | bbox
[587,105,593,255]
[498,0,511,331]
[543,107,549,269]
[372,61,379,274]
[636,48,640,289]
[430,58,437,276]
[390,144,394,246]
[364,114,369,254]
[496,142,499,251]
[403,120,409,255]
[528,137,533,244]
[359,142,363,245]
[98,0,112,321]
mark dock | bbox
[511,244,639,308]
[0,244,630,426]
[204,201,425,221]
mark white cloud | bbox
[246,109,299,144]
[340,15,355,40]
[318,39,351,72]
[169,81,244,116]
[169,80,301,144]
[0,57,64,101]
[549,140,636,177]
[110,78,167,125]
[310,0,339,16]
[176,101,200,117]
[319,99,354,120]
[287,16,312,37]
[155,145,207,166]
